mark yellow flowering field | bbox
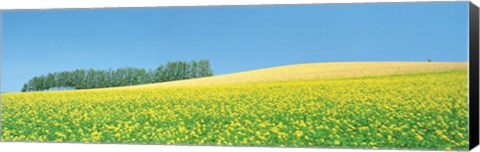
[1,69,469,150]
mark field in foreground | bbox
[1,69,469,150]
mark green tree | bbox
[22,59,214,92]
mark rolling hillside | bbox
[2,62,469,149]
[2,64,469,149]
[6,62,466,93]
[123,62,467,89]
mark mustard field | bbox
[1,68,469,150]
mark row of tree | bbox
[21,60,213,92]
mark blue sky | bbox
[1,2,469,92]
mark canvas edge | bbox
[469,1,479,150]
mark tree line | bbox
[21,60,213,92]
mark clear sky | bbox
[1,2,469,92]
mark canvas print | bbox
[0,1,474,151]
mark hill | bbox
[122,62,466,89]
[1,62,469,149]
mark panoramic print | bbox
[0,2,470,150]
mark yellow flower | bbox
[415,134,424,141]
[294,131,303,138]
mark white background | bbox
[0,0,478,152]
